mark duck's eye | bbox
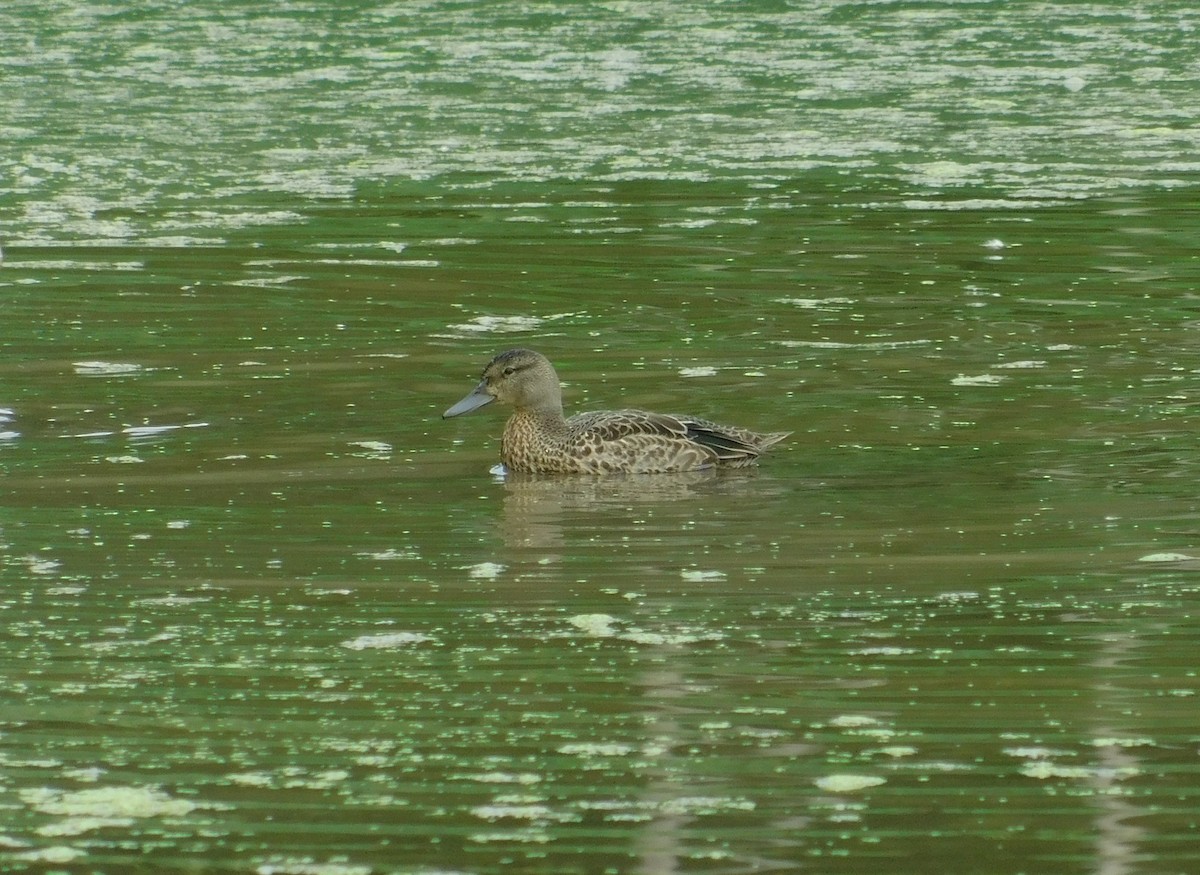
[502,366,516,377]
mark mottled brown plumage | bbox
[443,349,790,474]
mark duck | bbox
[443,348,790,474]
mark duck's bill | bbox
[443,381,495,418]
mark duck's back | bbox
[502,408,787,474]
[564,409,717,473]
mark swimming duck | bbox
[443,349,790,474]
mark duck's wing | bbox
[563,409,718,472]
[670,415,773,463]
[567,409,684,440]
[567,409,775,469]
[675,416,791,457]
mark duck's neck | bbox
[510,403,566,431]
[517,394,565,419]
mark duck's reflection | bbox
[496,468,785,552]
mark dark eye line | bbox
[486,362,525,381]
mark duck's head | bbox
[443,348,563,418]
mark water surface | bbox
[2,2,1199,873]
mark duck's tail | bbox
[754,431,791,451]
[680,418,790,464]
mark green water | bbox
[3,2,1199,873]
